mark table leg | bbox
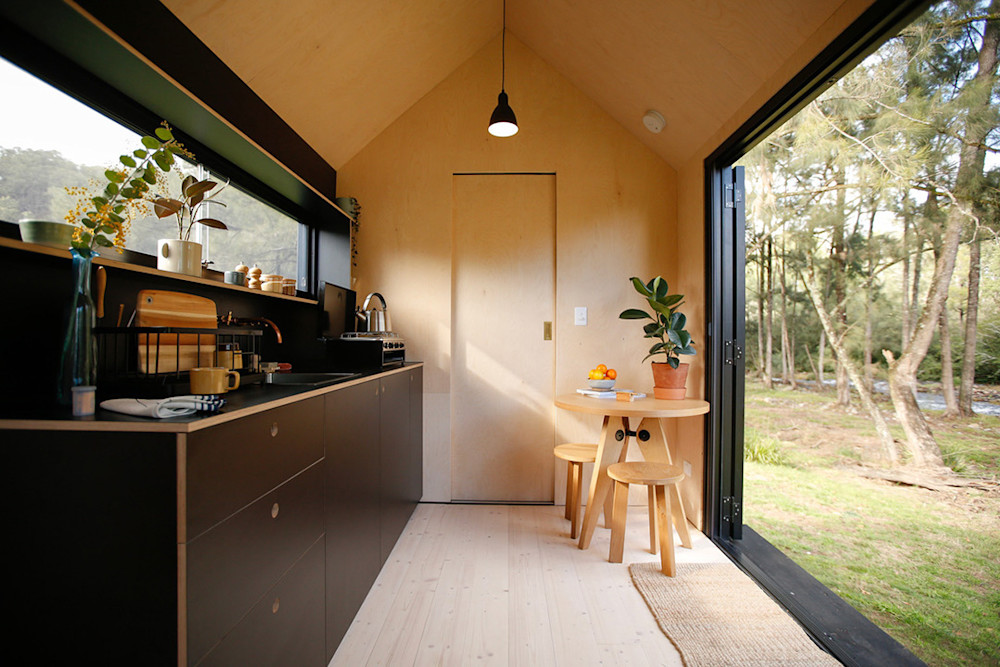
[578,415,628,550]
[602,417,630,527]
[634,418,692,549]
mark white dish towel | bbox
[100,395,226,419]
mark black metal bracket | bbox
[615,429,651,442]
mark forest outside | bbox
[738,2,1000,664]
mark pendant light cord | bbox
[501,0,506,91]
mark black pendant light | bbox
[488,0,518,137]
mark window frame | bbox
[0,0,352,295]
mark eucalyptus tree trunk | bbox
[833,170,850,407]
[959,235,981,415]
[803,267,899,465]
[901,196,912,347]
[911,231,924,347]
[940,304,959,417]
[779,248,792,385]
[932,201,959,418]
[864,208,877,394]
[757,260,767,385]
[818,329,826,386]
[885,2,1000,469]
[764,237,774,389]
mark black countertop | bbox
[0,363,421,432]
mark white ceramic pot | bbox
[157,239,203,276]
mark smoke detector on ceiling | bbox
[642,110,666,134]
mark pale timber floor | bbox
[329,502,732,666]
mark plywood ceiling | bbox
[161,0,869,170]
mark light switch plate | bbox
[683,460,693,477]
[574,306,587,325]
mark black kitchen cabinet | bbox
[324,378,382,656]
[2,365,422,666]
[6,429,179,664]
[325,365,423,661]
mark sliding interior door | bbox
[450,173,556,502]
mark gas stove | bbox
[340,331,406,350]
[336,331,405,368]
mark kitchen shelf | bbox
[0,236,319,305]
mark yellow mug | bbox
[190,367,240,394]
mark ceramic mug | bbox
[190,367,240,394]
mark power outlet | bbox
[574,306,588,326]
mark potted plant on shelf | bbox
[619,276,696,399]
[58,122,193,405]
[153,172,227,276]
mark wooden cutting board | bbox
[136,290,217,374]
[136,290,217,328]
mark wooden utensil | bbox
[95,266,106,319]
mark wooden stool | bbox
[607,461,685,576]
[554,443,597,539]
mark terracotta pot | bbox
[651,361,689,400]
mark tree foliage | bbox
[740,0,1000,467]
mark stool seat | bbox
[608,462,683,486]
[554,443,598,463]
[554,443,599,539]
[607,461,687,577]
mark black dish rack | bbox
[94,326,263,398]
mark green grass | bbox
[744,426,788,465]
[743,384,1000,666]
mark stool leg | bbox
[654,485,676,576]
[603,482,614,528]
[609,480,629,563]
[564,461,573,520]
[569,462,583,539]
[647,485,658,554]
[669,483,692,549]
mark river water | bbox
[790,379,1000,417]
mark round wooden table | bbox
[554,394,710,551]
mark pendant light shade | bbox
[488,0,518,137]
[489,91,518,137]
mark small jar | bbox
[282,278,296,295]
[217,342,241,370]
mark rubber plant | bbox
[619,276,696,399]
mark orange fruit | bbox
[596,364,608,373]
[606,368,617,380]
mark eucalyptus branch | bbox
[815,103,977,225]
[69,122,190,256]
[869,98,1000,154]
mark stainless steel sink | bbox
[263,372,360,387]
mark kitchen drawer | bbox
[196,537,326,667]
[187,461,324,664]
[186,397,323,537]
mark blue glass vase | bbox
[57,248,97,405]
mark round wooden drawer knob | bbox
[270,422,279,437]
[271,502,280,519]
[272,597,280,614]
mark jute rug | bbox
[629,562,842,666]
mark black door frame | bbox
[703,0,933,664]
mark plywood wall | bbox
[338,34,708,507]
